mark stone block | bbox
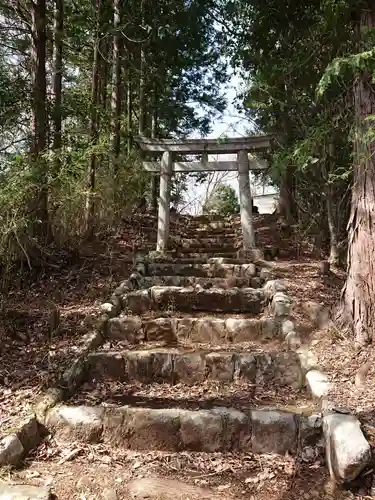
[300,414,323,447]
[124,407,181,450]
[272,292,292,318]
[324,413,371,483]
[264,280,287,301]
[179,410,224,452]
[151,286,195,311]
[225,318,261,342]
[211,407,251,451]
[124,290,152,314]
[16,415,41,453]
[306,370,333,398]
[173,353,206,383]
[0,485,51,500]
[125,351,155,383]
[102,407,126,447]
[176,317,197,341]
[151,350,175,380]
[239,263,257,278]
[234,354,257,382]
[251,410,297,454]
[144,318,176,343]
[45,405,104,443]
[193,318,226,343]
[88,352,126,380]
[0,434,24,466]
[205,353,234,381]
[108,316,143,343]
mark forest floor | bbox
[1,214,375,499]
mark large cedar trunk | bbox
[30,0,50,241]
[340,4,375,344]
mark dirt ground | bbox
[1,214,375,498]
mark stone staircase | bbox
[2,214,371,498]
[42,215,322,459]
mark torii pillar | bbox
[237,150,256,249]
[156,151,173,252]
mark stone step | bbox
[170,252,239,260]
[147,261,258,277]
[108,315,277,344]
[86,348,304,388]
[44,403,321,455]
[124,286,264,314]
[132,275,264,289]
[171,244,238,253]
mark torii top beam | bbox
[134,135,272,155]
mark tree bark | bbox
[138,0,146,135]
[125,45,132,154]
[340,3,375,345]
[150,81,158,212]
[30,0,50,241]
[86,0,101,236]
[276,166,296,223]
[111,0,122,185]
[52,0,63,177]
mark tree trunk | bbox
[340,3,375,345]
[30,0,50,241]
[326,144,339,266]
[126,46,132,154]
[276,166,296,223]
[111,0,122,187]
[150,81,158,212]
[52,0,63,177]
[138,0,146,135]
[86,0,101,236]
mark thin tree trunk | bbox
[111,0,122,185]
[126,46,132,154]
[31,0,50,241]
[52,0,63,177]
[276,166,296,223]
[150,81,158,212]
[340,4,375,345]
[138,0,146,135]
[86,0,101,236]
[326,143,339,266]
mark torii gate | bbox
[135,135,272,253]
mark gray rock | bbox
[285,331,301,350]
[45,405,104,443]
[0,485,51,500]
[124,290,152,314]
[102,488,118,500]
[281,319,295,338]
[174,353,206,383]
[0,434,24,466]
[263,280,287,300]
[251,409,297,454]
[306,370,332,398]
[272,292,291,318]
[127,477,218,500]
[194,318,226,343]
[324,412,371,483]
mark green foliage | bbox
[203,183,240,216]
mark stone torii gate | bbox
[135,135,272,253]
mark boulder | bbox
[324,412,371,483]
[0,434,24,466]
